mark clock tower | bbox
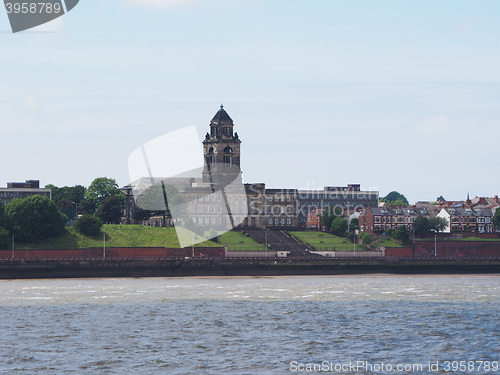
[202,105,242,185]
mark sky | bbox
[1,0,500,204]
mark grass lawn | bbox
[15,225,218,250]
[217,231,265,251]
[289,231,355,251]
[414,236,500,242]
[371,236,407,248]
[457,236,500,241]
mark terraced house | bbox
[359,207,431,234]
[437,207,496,234]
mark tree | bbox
[0,227,9,249]
[0,204,8,249]
[139,183,169,215]
[132,205,151,222]
[492,208,500,228]
[5,195,67,242]
[137,183,185,226]
[46,184,86,207]
[349,217,359,231]
[195,224,205,237]
[74,215,102,236]
[84,177,125,214]
[79,199,98,215]
[381,191,409,207]
[360,232,371,246]
[394,226,410,245]
[321,205,343,230]
[331,217,348,236]
[384,199,409,208]
[384,191,409,204]
[413,216,430,235]
[436,195,445,201]
[96,196,125,224]
[0,203,6,228]
[429,217,448,233]
[206,228,219,242]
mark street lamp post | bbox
[431,229,437,257]
[434,231,437,257]
[11,234,14,259]
[354,229,358,256]
[103,233,106,258]
[265,233,268,257]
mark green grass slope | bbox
[217,231,265,251]
[15,225,219,250]
[289,231,354,251]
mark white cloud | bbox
[415,114,451,135]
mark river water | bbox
[0,275,498,374]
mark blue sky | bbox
[1,0,500,203]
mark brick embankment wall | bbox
[384,248,415,257]
[0,247,226,259]
[414,241,500,257]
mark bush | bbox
[360,232,371,246]
[74,215,102,236]
[393,226,410,245]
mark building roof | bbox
[439,206,495,217]
[210,105,233,125]
[366,206,426,217]
[307,208,323,217]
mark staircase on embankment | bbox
[243,228,319,257]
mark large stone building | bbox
[128,106,378,232]
[0,180,51,206]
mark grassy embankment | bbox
[415,236,500,242]
[289,231,356,251]
[217,231,265,251]
[371,236,408,248]
[290,231,409,250]
[14,225,219,250]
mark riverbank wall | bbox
[0,257,498,279]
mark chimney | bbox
[495,195,498,204]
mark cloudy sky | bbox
[1,0,499,203]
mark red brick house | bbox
[306,208,326,231]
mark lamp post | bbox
[103,232,106,258]
[11,234,14,259]
[265,233,268,257]
[431,229,437,257]
[354,229,358,256]
[73,202,78,224]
